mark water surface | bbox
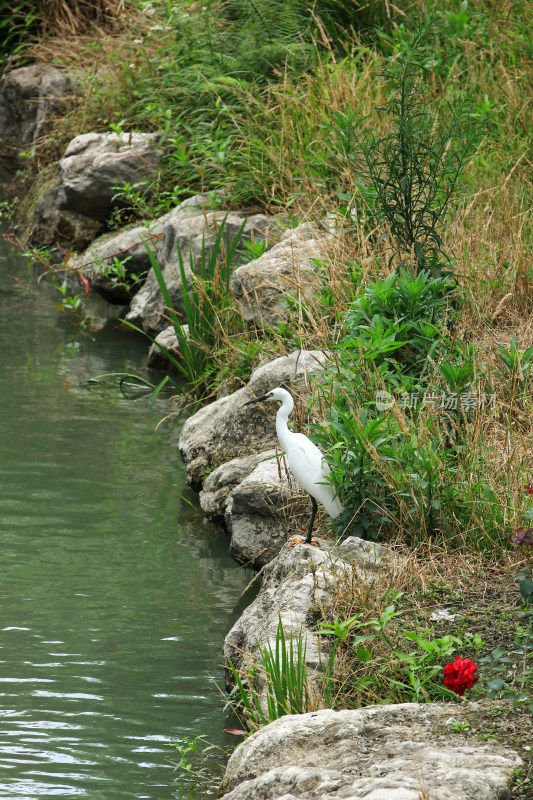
[0,231,251,799]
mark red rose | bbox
[443,655,478,696]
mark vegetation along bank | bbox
[1,0,532,796]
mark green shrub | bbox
[125,215,245,392]
[333,17,484,276]
[228,618,314,732]
[341,269,453,374]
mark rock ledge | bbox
[219,704,521,800]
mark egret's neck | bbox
[275,396,294,450]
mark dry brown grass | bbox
[25,0,129,41]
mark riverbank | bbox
[1,2,532,796]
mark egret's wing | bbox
[285,433,324,495]
[286,434,343,518]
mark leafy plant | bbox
[227,618,313,732]
[495,335,533,402]
[477,625,533,712]
[435,342,477,395]
[125,215,245,391]
[171,734,226,797]
[342,17,483,276]
[341,269,452,373]
[316,594,484,705]
[53,280,90,331]
[93,254,146,300]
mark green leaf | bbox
[486,678,506,692]
[519,578,533,604]
[356,645,372,663]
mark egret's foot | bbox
[287,536,319,548]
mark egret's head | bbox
[244,386,291,406]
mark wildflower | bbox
[525,483,533,495]
[443,656,478,696]
[505,527,533,546]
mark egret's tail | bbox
[316,485,343,518]
[324,494,343,518]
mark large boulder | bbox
[27,177,104,255]
[225,455,295,568]
[230,223,331,328]
[224,537,383,683]
[178,350,330,490]
[126,205,285,337]
[63,219,165,303]
[57,132,163,221]
[0,64,73,181]
[219,704,521,800]
[199,451,274,522]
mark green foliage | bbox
[341,269,453,373]
[93,254,147,300]
[477,613,533,712]
[312,259,510,547]
[171,734,226,797]
[339,17,483,276]
[376,2,488,77]
[227,618,313,731]
[0,3,40,63]
[55,280,85,317]
[319,392,503,545]
[316,593,484,705]
[495,335,533,401]
[95,0,377,208]
[125,215,245,392]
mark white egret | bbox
[244,387,343,547]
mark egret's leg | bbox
[288,496,319,548]
[304,496,318,543]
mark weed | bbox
[171,734,226,798]
[347,17,484,276]
[125,215,245,393]
[227,618,317,732]
[315,589,483,706]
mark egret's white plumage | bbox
[244,387,343,545]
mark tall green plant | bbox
[344,17,483,276]
[228,619,312,732]
[125,215,245,391]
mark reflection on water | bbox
[0,234,252,798]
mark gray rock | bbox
[199,451,275,522]
[146,325,181,370]
[57,132,163,221]
[219,704,521,800]
[337,536,386,576]
[64,220,164,303]
[225,455,295,568]
[27,177,103,254]
[224,541,351,691]
[230,223,332,328]
[178,350,330,490]
[126,205,284,336]
[0,64,73,180]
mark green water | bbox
[0,233,251,798]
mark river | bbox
[0,226,252,799]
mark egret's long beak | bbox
[244,393,270,406]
